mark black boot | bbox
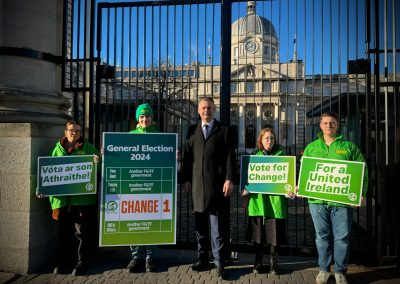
[270,252,279,275]
[145,257,155,272]
[253,243,263,273]
[127,258,140,273]
[253,260,263,274]
[72,261,87,276]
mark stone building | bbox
[116,1,309,153]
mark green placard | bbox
[240,155,296,195]
[298,156,365,206]
[100,132,177,246]
[37,155,97,196]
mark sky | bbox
[71,0,399,76]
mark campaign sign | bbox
[240,155,296,195]
[100,132,177,246]
[298,156,365,206]
[37,155,97,196]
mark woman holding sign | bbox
[36,121,99,276]
[126,103,158,273]
[244,127,292,275]
[301,112,368,284]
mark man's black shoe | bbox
[190,260,209,271]
[215,264,225,280]
[127,258,140,273]
[71,263,87,276]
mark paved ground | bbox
[1,247,399,284]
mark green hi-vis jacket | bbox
[303,132,368,207]
[49,140,100,209]
[129,124,158,133]
[247,147,288,219]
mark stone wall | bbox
[0,123,66,273]
[0,0,71,273]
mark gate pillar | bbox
[0,0,70,273]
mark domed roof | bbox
[232,1,277,39]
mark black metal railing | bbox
[62,0,399,265]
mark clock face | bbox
[245,40,258,54]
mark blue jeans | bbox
[309,204,353,274]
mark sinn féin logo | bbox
[107,201,118,212]
[285,184,292,191]
[348,193,357,201]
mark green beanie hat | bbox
[135,103,153,121]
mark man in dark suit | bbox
[183,97,235,280]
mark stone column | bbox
[0,0,71,273]
[238,103,245,149]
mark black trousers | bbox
[54,207,74,267]
[69,205,98,265]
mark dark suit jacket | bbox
[183,119,235,212]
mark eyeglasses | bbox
[262,137,274,141]
[67,129,81,133]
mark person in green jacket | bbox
[302,112,368,284]
[127,103,158,273]
[243,127,294,275]
[36,121,99,276]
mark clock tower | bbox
[231,1,279,65]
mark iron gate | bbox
[62,0,399,265]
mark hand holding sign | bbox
[240,155,296,196]
[298,157,365,206]
[37,155,97,196]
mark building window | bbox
[264,46,269,57]
[234,47,238,58]
[323,86,331,96]
[281,82,289,93]
[246,109,255,119]
[263,109,274,120]
[281,123,288,140]
[213,83,220,93]
[246,82,255,93]
[231,82,237,93]
[263,82,271,93]
[116,71,122,78]
[272,48,276,60]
